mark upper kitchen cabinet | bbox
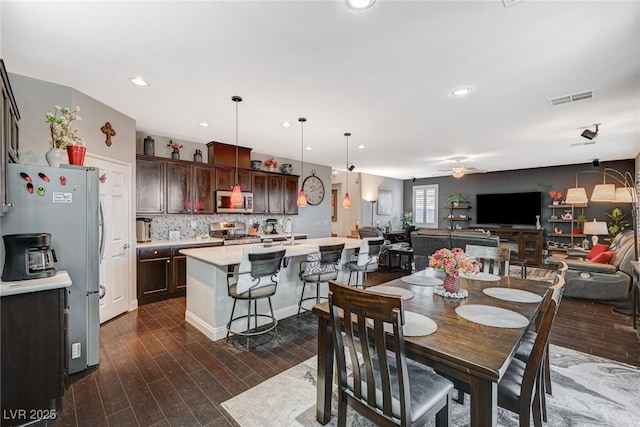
[206,141,251,168]
[1,59,20,217]
[283,175,299,215]
[137,156,165,214]
[215,166,251,192]
[169,162,216,214]
[251,172,268,213]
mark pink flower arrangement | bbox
[428,247,480,278]
[264,157,278,168]
[549,191,563,201]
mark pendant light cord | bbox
[232,95,242,185]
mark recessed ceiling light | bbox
[305,146,312,151]
[129,77,149,87]
[451,87,473,96]
[281,121,292,128]
[358,144,366,149]
[332,170,339,175]
[346,0,376,10]
[199,121,211,127]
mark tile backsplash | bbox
[142,214,293,241]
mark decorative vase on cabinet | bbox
[45,148,66,167]
[171,149,180,160]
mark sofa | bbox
[561,230,638,301]
[411,228,500,271]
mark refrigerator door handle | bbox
[99,196,106,264]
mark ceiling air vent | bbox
[548,90,595,108]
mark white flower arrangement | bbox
[45,105,86,149]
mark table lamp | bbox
[582,219,609,247]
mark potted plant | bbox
[447,192,469,207]
[549,190,563,205]
[401,211,414,230]
[604,207,630,237]
[167,140,183,160]
[45,105,86,167]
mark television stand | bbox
[480,226,544,266]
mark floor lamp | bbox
[565,167,638,316]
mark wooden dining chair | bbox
[445,279,563,427]
[515,265,567,421]
[328,280,454,427]
[465,244,511,276]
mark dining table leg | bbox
[316,316,334,425]
[470,377,498,426]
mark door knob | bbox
[123,243,130,249]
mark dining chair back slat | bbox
[465,244,511,275]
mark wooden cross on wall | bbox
[101,122,116,146]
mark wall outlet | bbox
[191,220,197,229]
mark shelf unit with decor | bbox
[546,203,587,253]
[443,204,471,230]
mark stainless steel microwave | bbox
[216,190,254,213]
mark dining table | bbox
[312,269,552,427]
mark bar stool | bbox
[298,243,344,315]
[226,247,286,349]
[347,237,385,288]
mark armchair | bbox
[562,230,637,301]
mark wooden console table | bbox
[481,227,544,267]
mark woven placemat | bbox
[369,285,414,300]
[455,304,529,328]
[483,287,542,303]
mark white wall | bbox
[360,173,405,231]
[331,172,361,237]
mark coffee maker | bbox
[2,233,57,281]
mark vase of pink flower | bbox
[428,248,480,293]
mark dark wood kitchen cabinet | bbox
[1,288,67,426]
[252,172,299,214]
[283,175,299,215]
[215,166,251,192]
[136,157,165,214]
[166,161,216,214]
[137,243,221,305]
[137,247,172,304]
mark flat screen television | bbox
[475,191,542,227]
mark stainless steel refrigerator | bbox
[2,163,100,374]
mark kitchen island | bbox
[179,237,361,341]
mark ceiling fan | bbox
[438,161,486,178]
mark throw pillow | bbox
[590,251,614,264]
[586,243,609,260]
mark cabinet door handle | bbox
[154,250,158,255]
[167,259,171,263]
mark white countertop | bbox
[0,271,72,297]
[137,233,308,249]
[180,237,361,267]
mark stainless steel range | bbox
[209,221,261,245]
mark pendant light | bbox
[297,117,308,207]
[342,132,352,209]
[230,95,243,206]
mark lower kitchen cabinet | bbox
[1,288,67,426]
[137,243,221,305]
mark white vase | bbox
[45,148,67,167]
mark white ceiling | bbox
[2,0,639,180]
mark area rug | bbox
[222,345,640,427]
[509,265,557,282]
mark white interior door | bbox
[85,154,132,323]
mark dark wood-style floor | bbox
[46,270,638,427]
